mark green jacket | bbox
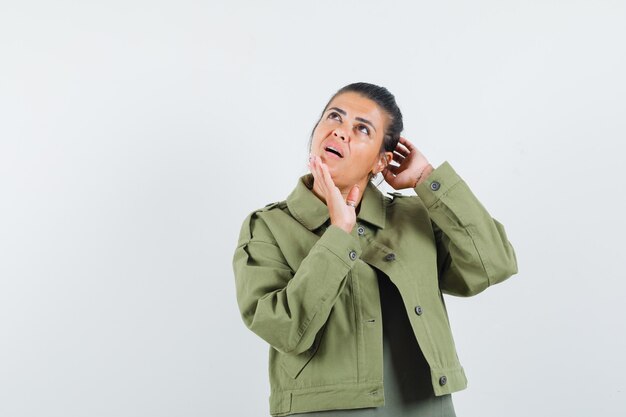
[232,161,518,416]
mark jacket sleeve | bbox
[414,161,519,297]
[232,212,362,355]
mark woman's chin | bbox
[325,165,341,178]
[316,157,355,188]
[319,152,342,165]
[326,168,345,186]
[331,175,352,190]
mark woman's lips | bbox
[323,148,343,159]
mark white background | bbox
[1,1,625,416]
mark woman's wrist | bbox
[331,221,354,234]
[413,164,434,187]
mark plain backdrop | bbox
[1,1,625,416]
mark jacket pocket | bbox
[280,321,329,379]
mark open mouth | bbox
[324,146,343,158]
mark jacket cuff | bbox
[316,224,362,267]
[414,160,462,208]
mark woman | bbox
[233,82,518,416]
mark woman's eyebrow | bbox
[355,117,376,132]
[327,107,377,132]
[327,106,346,115]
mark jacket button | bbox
[414,305,423,316]
[439,376,447,386]
[349,250,357,261]
[357,225,365,236]
[384,253,396,261]
[430,181,441,191]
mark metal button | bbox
[357,225,365,236]
[439,376,447,386]
[384,253,396,261]
[349,250,357,261]
[414,306,423,316]
[430,181,441,191]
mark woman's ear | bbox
[375,152,393,174]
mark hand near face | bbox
[382,137,434,189]
[308,155,359,234]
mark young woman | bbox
[233,82,518,416]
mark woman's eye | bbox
[358,125,370,135]
[328,112,341,120]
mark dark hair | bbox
[308,82,403,154]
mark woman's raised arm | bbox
[414,161,519,296]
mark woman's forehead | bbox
[326,92,386,126]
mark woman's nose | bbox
[333,129,347,141]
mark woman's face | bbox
[310,91,392,190]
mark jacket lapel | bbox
[286,173,387,231]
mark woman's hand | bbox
[382,136,434,189]
[308,155,360,234]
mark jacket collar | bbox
[286,173,386,231]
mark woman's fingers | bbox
[317,157,335,195]
[309,156,327,189]
[319,156,335,187]
[312,156,357,232]
[346,184,360,207]
[392,151,406,165]
[308,156,325,195]
[319,158,348,203]
[398,136,416,151]
[395,139,412,155]
[399,136,415,151]
[385,164,401,174]
[392,151,405,161]
[309,155,338,201]
[394,145,410,157]
[382,166,400,187]
[383,137,431,190]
